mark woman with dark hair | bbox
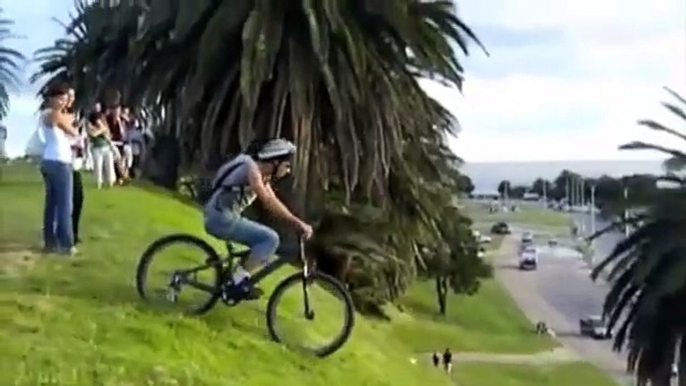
[39,82,79,255]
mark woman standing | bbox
[40,83,78,255]
[88,111,116,188]
[106,105,129,184]
[65,88,85,244]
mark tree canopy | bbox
[592,87,686,385]
[0,8,25,120]
[33,0,491,313]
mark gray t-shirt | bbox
[205,154,257,214]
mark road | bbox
[494,233,634,386]
[571,212,626,264]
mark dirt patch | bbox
[0,243,41,276]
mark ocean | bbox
[463,160,665,192]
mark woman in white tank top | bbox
[39,82,80,255]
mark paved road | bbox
[571,212,626,262]
[494,234,634,386]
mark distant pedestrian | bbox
[432,352,439,367]
[442,348,453,373]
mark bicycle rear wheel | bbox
[136,233,222,315]
[266,272,355,357]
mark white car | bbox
[519,246,538,270]
[472,230,492,244]
[579,315,611,339]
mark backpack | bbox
[196,160,246,205]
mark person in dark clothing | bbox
[442,348,453,373]
[64,88,85,245]
[71,164,84,243]
[432,352,440,367]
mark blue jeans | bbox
[204,207,279,263]
[40,160,74,251]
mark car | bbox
[518,246,538,270]
[579,315,612,339]
[472,230,492,244]
[521,232,534,243]
[491,222,511,235]
[548,238,559,247]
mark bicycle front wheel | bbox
[136,233,222,315]
[266,272,355,357]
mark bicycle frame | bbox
[180,238,309,294]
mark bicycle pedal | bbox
[220,283,242,306]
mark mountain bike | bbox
[135,233,355,357]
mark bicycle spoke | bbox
[136,234,223,315]
[182,278,217,294]
[267,272,354,357]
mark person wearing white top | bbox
[40,83,79,255]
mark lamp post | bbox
[623,186,629,237]
[590,184,596,235]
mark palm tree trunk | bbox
[292,114,313,211]
[436,277,448,315]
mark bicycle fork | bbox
[300,239,315,320]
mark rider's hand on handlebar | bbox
[298,221,314,240]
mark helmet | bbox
[256,138,296,161]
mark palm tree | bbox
[592,87,686,386]
[0,8,25,120]
[35,0,490,312]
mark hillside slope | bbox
[0,164,616,386]
[0,165,448,386]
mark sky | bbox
[1,0,685,162]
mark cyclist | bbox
[203,138,313,300]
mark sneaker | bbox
[56,247,78,257]
[41,246,57,254]
[232,279,264,301]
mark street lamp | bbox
[590,184,596,234]
[623,186,629,237]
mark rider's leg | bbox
[204,209,279,285]
[227,217,280,282]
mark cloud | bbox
[4,93,41,157]
[3,0,683,163]
[462,0,683,30]
[438,0,686,162]
[2,0,71,157]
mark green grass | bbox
[464,201,572,229]
[395,279,557,354]
[0,163,614,386]
[451,362,617,386]
[0,164,449,386]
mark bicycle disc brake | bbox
[166,272,184,303]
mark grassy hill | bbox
[0,163,614,385]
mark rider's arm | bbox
[247,163,303,228]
